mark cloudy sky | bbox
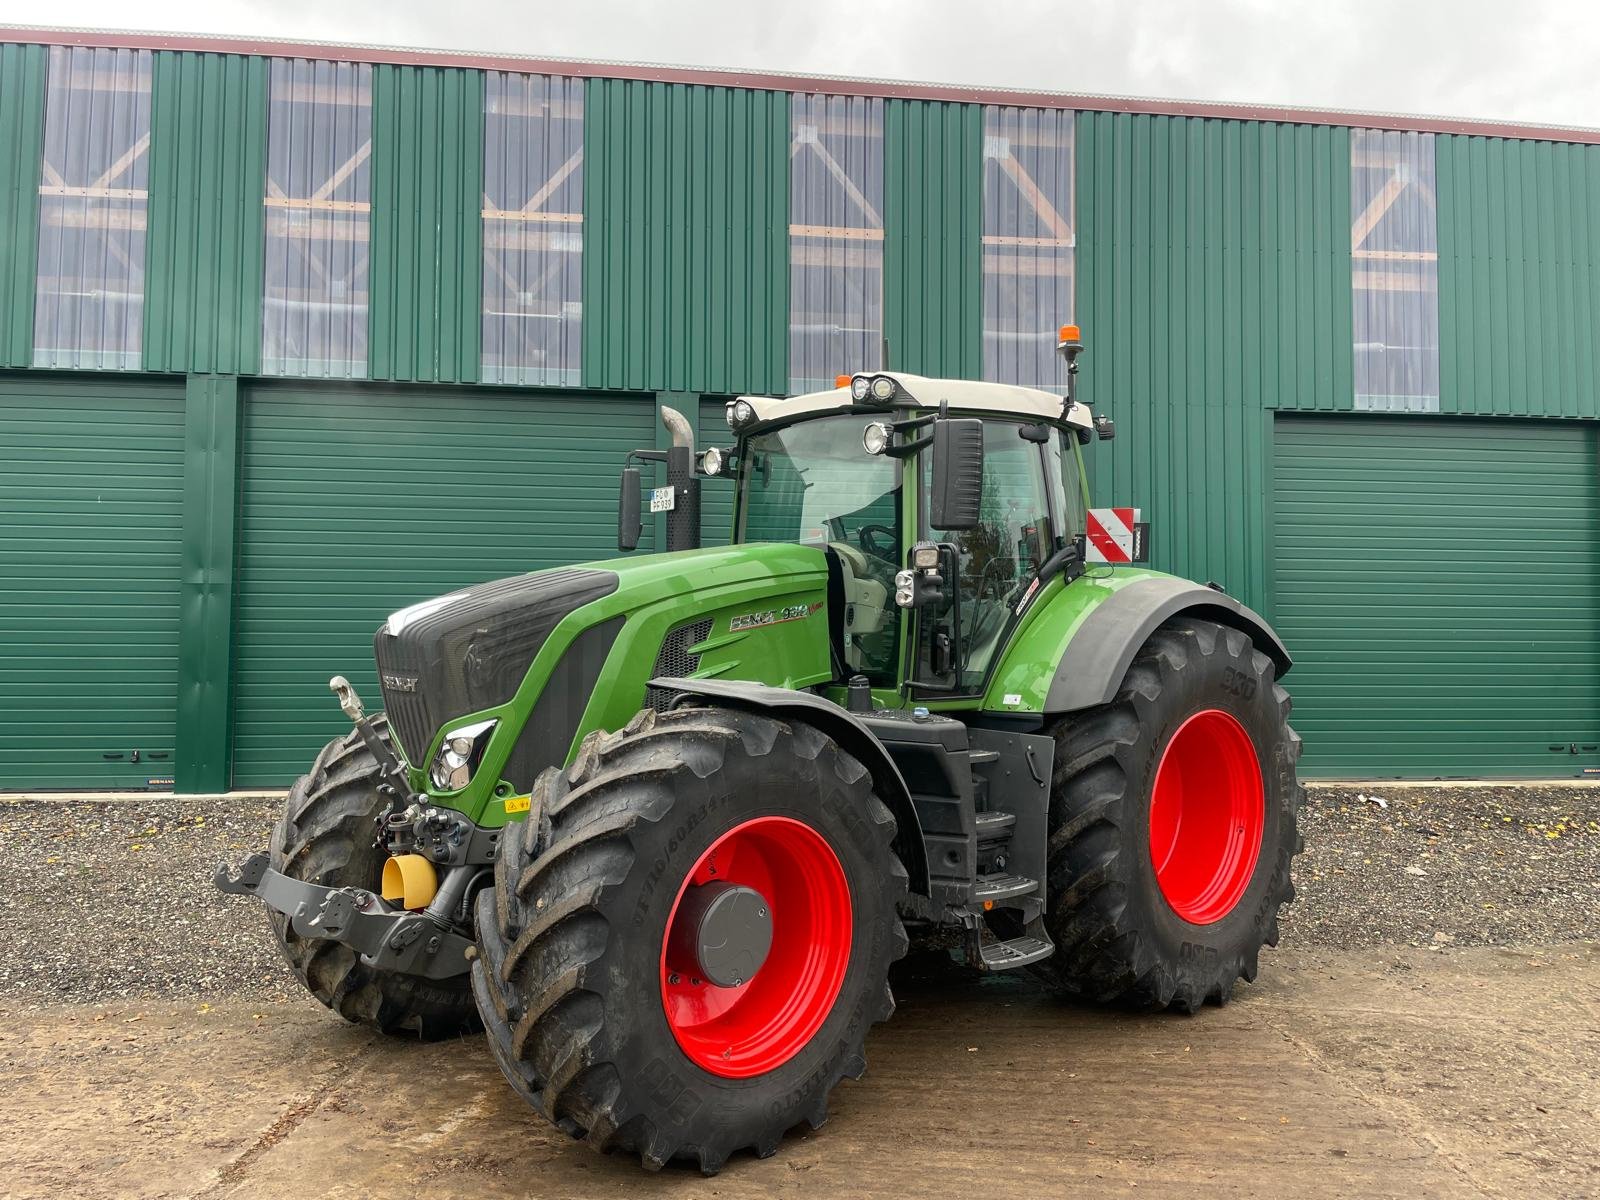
[4,0,1598,129]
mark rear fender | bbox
[1045,576,1292,714]
[646,677,931,902]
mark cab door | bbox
[912,421,1064,696]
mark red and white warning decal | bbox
[1085,507,1139,564]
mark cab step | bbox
[973,809,1016,837]
[977,934,1054,971]
[970,871,1038,904]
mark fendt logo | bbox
[381,673,419,693]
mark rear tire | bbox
[267,716,479,1039]
[1034,617,1303,1011]
[472,705,908,1174]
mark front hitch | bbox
[215,852,472,980]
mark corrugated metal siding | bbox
[143,51,267,375]
[583,79,787,395]
[369,65,483,383]
[0,376,184,787]
[0,43,47,368]
[1273,415,1600,777]
[1436,135,1600,420]
[1077,114,1352,611]
[482,72,585,387]
[231,384,652,785]
[883,99,982,379]
[33,46,153,370]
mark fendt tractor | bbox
[218,326,1303,1173]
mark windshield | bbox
[738,415,902,682]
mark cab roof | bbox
[738,372,1094,431]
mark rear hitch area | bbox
[214,852,474,980]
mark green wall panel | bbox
[144,53,267,375]
[1076,114,1352,611]
[1273,415,1600,778]
[0,44,47,368]
[883,100,982,379]
[231,384,653,785]
[174,374,240,792]
[583,79,787,395]
[1437,135,1600,420]
[0,375,185,787]
[369,65,484,384]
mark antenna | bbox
[881,335,891,371]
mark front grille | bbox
[374,567,619,764]
[645,618,713,712]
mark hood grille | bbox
[645,618,713,712]
[373,567,619,764]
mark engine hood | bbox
[373,543,832,774]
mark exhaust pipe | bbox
[658,405,701,553]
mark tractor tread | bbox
[473,704,907,1174]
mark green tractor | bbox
[218,327,1302,1173]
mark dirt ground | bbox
[5,942,1597,1200]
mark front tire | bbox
[472,705,908,1174]
[267,717,479,1039]
[1034,616,1303,1011]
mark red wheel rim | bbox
[660,815,852,1078]
[1148,709,1265,925]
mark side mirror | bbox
[929,417,984,530]
[618,466,642,551]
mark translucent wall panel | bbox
[982,107,1074,390]
[33,46,152,369]
[790,94,883,393]
[1352,129,1439,410]
[262,59,372,378]
[482,73,583,386]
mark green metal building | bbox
[1,29,1596,791]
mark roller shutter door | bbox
[0,377,184,788]
[231,384,654,787]
[1272,415,1600,778]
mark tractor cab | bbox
[713,369,1102,701]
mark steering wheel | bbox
[857,524,898,562]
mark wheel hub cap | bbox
[667,882,773,987]
[660,815,852,1078]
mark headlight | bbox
[893,569,915,608]
[727,399,757,429]
[869,374,897,402]
[430,718,496,791]
[700,446,726,476]
[850,375,871,401]
[862,422,892,455]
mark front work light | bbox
[699,446,727,475]
[850,375,871,401]
[430,718,496,791]
[862,422,892,455]
[726,399,757,429]
[869,374,898,402]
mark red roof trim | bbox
[9,25,1600,146]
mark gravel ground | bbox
[0,783,1595,1006]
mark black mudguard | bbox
[646,676,931,901]
[1044,577,1292,714]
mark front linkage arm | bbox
[214,852,473,980]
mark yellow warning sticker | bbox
[504,795,532,814]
